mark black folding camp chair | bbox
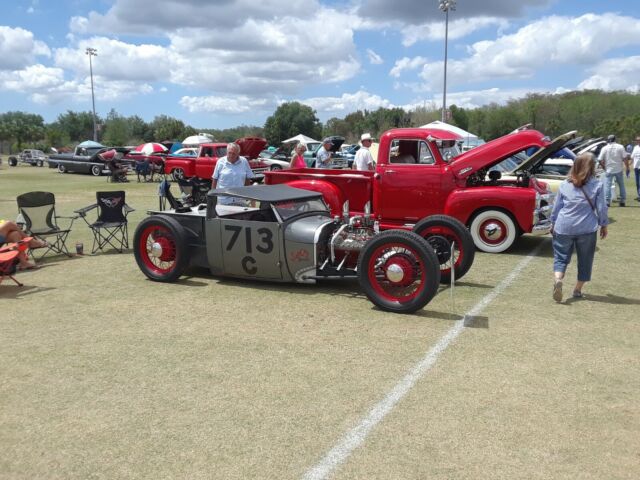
[16,191,77,258]
[75,191,134,254]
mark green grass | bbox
[1,164,639,479]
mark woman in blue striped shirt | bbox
[550,153,609,302]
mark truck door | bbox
[377,139,443,225]
[195,145,223,179]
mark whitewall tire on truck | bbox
[469,209,517,253]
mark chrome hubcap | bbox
[386,263,405,283]
[150,241,163,258]
[483,222,502,240]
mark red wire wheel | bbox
[133,215,190,282]
[357,230,440,313]
[413,215,475,284]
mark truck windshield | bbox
[274,198,328,220]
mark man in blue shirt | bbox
[211,143,255,205]
[315,138,333,168]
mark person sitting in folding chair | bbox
[0,236,37,286]
[75,191,135,254]
[15,192,77,259]
[0,220,45,269]
[149,159,164,182]
[100,150,129,183]
[135,157,151,182]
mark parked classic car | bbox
[133,184,454,313]
[7,149,47,167]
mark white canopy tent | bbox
[420,120,478,140]
[420,121,484,150]
[281,134,320,145]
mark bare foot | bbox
[18,262,38,271]
[30,239,48,248]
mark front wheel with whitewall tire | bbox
[469,210,517,253]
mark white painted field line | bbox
[302,243,544,480]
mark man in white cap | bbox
[353,133,375,171]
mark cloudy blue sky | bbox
[1,0,639,129]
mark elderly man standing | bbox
[353,133,376,171]
[598,134,630,207]
[315,138,333,168]
[211,142,255,205]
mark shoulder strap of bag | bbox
[579,185,598,219]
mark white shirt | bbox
[212,156,255,205]
[631,145,640,169]
[353,146,374,171]
[315,146,331,168]
[598,142,627,174]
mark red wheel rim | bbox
[366,242,426,303]
[417,225,463,276]
[138,225,178,274]
[478,218,507,245]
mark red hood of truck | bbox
[236,137,268,159]
[450,129,551,180]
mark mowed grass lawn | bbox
[1,164,639,479]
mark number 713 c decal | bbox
[224,225,274,275]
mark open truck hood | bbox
[235,137,268,159]
[509,131,577,175]
[450,129,575,181]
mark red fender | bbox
[285,179,346,215]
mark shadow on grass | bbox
[565,292,640,306]
[0,285,56,299]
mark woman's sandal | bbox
[553,281,563,302]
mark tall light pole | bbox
[439,0,456,123]
[85,47,98,141]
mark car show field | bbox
[1,165,639,479]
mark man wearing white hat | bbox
[353,133,375,171]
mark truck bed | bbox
[264,168,373,213]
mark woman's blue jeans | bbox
[552,231,597,282]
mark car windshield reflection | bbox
[274,198,329,220]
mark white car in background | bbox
[258,149,290,170]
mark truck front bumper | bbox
[531,219,552,236]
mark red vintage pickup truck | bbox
[164,137,269,181]
[265,127,557,257]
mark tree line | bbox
[1,89,639,154]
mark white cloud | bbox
[54,37,173,82]
[301,90,394,115]
[401,17,508,46]
[70,0,316,35]
[401,86,571,112]
[415,13,640,91]
[180,96,271,114]
[390,56,428,78]
[578,56,640,93]
[358,0,552,25]
[0,26,50,70]
[68,3,361,97]
[0,64,64,91]
[366,49,383,65]
[0,62,154,105]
